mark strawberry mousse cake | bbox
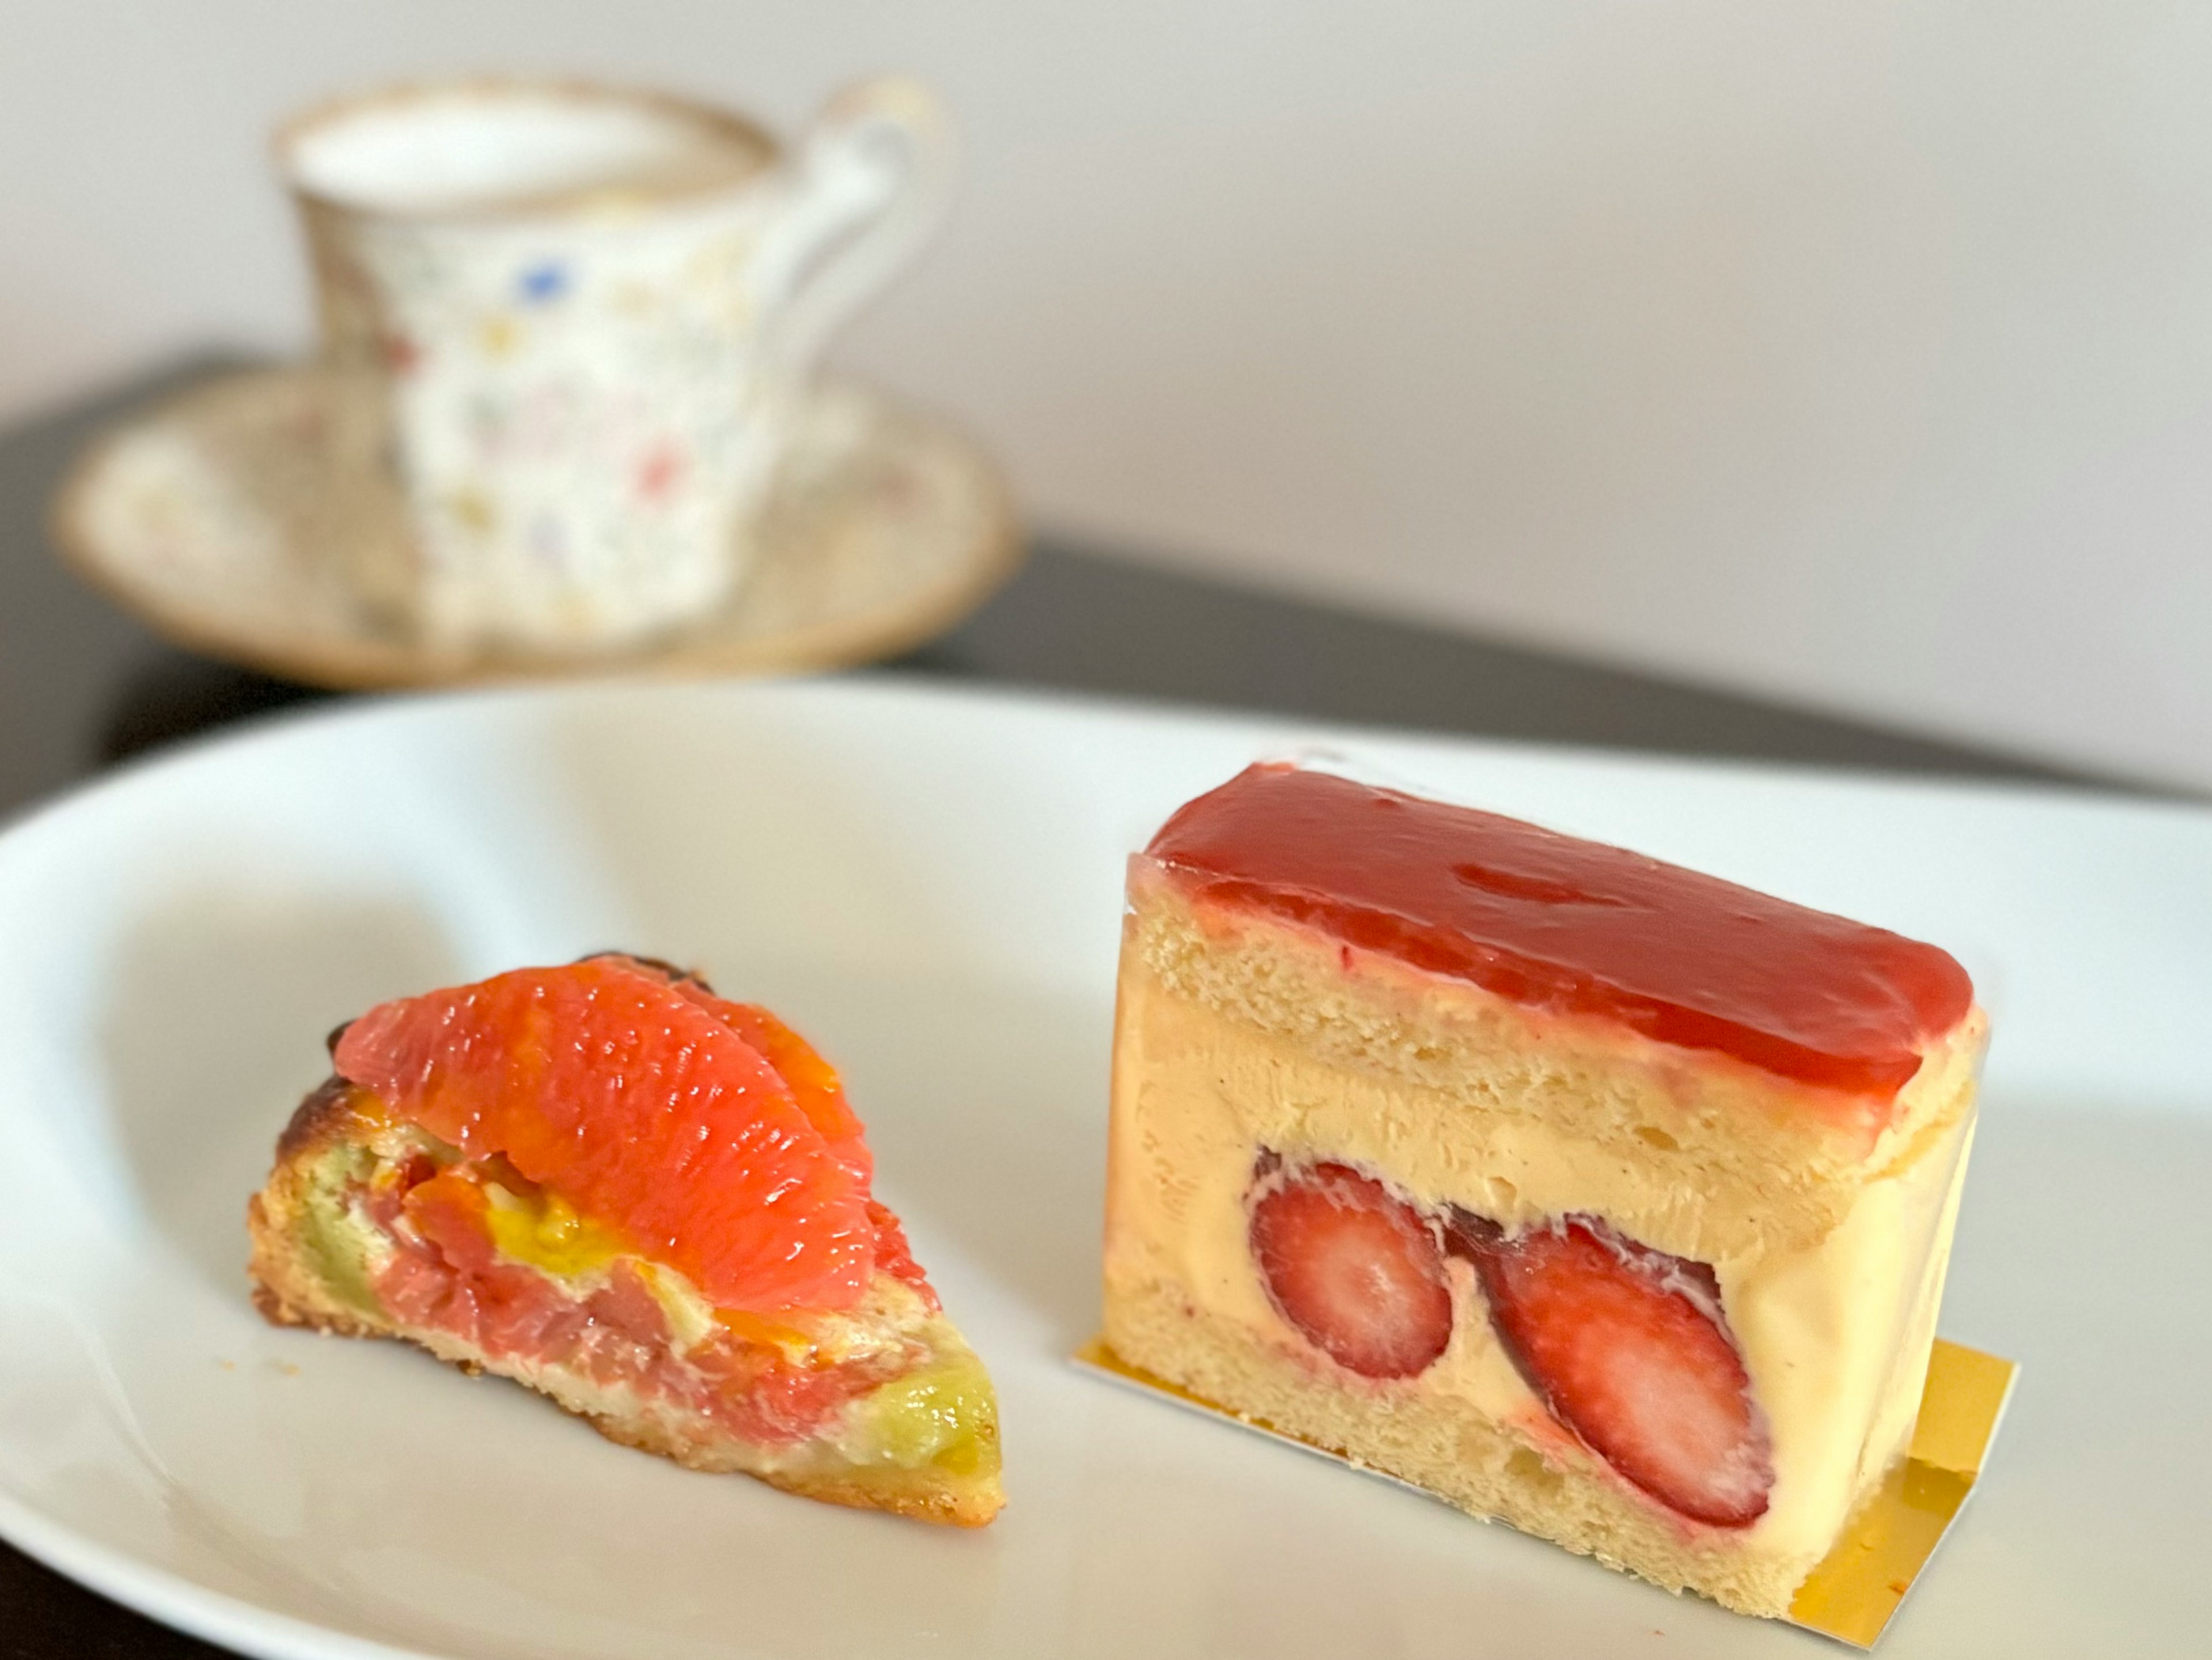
[1101,764,1985,1614]
[249,952,1002,1526]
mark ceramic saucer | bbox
[51,366,1022,689]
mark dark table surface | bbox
[0,360,2143,1659]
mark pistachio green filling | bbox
[297,1143,382,1316]
[837,1347,1001,1474]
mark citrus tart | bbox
[248,952,1003,1526]
[1102,763,1984,1612]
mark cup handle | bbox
[759,77,955,384]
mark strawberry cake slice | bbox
[249,954,1002,1526]
[1102,764,1985,1614]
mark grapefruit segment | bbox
[701,1000,870,1181]
[334,958,876,1313]
[591,954,871,1184]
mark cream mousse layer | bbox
[1103,852,1986,1616]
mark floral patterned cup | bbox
[277,77,953,653]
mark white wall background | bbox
[6,1,2211,786]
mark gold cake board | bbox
[1073,1334,2017,1649]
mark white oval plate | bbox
[0,676,2205,1659]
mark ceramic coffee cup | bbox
[277,77,952,653]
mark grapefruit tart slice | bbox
[1103,763,1985,1613]
[249,953,1002,1526]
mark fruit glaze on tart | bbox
[249,953,1002,1526]
[1101,763,1985,1614]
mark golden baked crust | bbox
[584,1405,1003,1527]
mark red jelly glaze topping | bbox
[1145,764,1973,1102]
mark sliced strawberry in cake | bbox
[1446,1211,1774,1529]
[1248,1159,1453,1379]
[248,954,1002,1526]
